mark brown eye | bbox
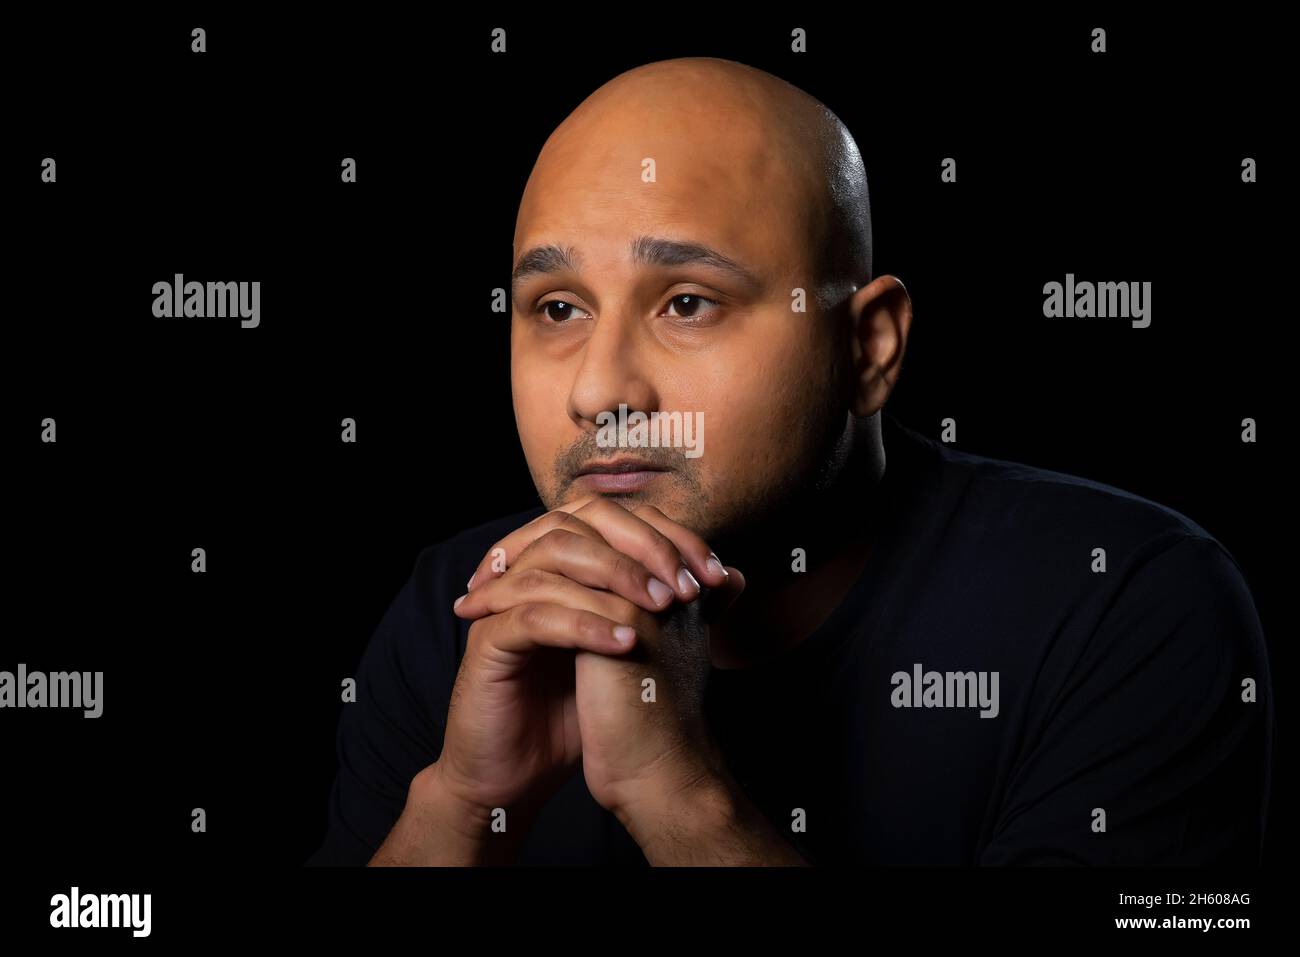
[664,294,721,321]
[539,300,585,323]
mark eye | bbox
[536,299,591,324]
[533,293,722,325]
[662,293,721,322]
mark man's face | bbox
[510,82,848,543]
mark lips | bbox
[573,457,671,494]
[575,457,671,476]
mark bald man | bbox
[307,58,1270,866]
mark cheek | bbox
[684,330,825,478]
[511,351,570,482]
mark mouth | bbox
[574,457,671,493]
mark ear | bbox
[847,276,912,417]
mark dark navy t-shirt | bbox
[306,413,1272,866]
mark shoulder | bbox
[953,443,1260,639]
[892,416,1214,544]
[884,414,1267,671]
[886,415,1244,583]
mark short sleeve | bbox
[979,535,1273,865]
[304,545,462,866]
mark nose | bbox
[567,308,659,431]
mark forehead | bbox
[513,105,817,275]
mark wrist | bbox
[414,762,498,833]
[614,763,740,862]
[370,763,519,866]
[612,757,808,865]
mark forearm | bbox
[368,763,531,866]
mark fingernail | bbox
[706,553,727,579]
[453,594,466,610]
[677,566,701,598]
[467,573,476,590]
[647,578,673,606]
[612,625,636,647]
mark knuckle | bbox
[611,550,646,584]
[567,496,597,519]
[511,566,549,593]
[535,527,574,552]
[552,510,587,534]
[514,602,549,633]
[651,538,682,570]
[579,611,607,640]
[519,528,561,561]
[540,507,570,527]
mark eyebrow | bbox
[510,235,763,302]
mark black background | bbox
[4,8,1288,942]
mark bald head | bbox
[518,57,872,309]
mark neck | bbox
[708,412,887,669]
